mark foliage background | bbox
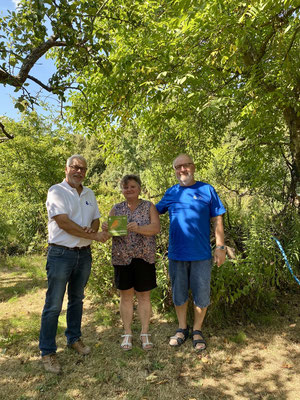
[1,111,299,321]
[0,0,299,319]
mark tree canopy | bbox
[0,0,139,110]
[0,0,299,204]
[67,0,300,201]
[1,0,299,314]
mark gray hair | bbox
[66,154,87,167]
[172,153,194,168]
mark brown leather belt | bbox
[48,243,90,251]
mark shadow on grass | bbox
[0,274,47,302]
[1,260,299,400]
[1,318,300,400]
[0,311,67,350]
[0,311,41,347]
[1,293,300,400]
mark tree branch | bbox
[0,121,14,142]
[0,69,22,86]
[17,35,66,83]
[279,144,293,172]
[256,27,276,64]
[219,182,251,198]
[95,0,112,18]
[0,35,67,88]
[27,75,54,92]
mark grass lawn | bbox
[0,254,300,400]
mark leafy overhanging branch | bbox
[0,34,85,92]
[0,0,142,105]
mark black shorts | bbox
[113,258,157,292]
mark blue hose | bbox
[271,236,300,286]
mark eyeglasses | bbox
[174,163,194,171]
[69,165,87,173]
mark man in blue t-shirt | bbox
[156,154,226,352]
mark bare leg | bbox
[136,290,152,333]
[169,301,188,346]
[136,290,153,349]
[192,305,207,350]
[120,288,134,349]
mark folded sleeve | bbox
[209,186,226,217]
[46,187,68,218]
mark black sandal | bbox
[191,330,207,352]
[169,326,190,347]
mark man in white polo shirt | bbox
[39,154,109,374]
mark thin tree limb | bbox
[0,121,14,142]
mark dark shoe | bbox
[169,326,189,347]
[42,353,61,374]
[191,330,207,352]
[70,339,91,355]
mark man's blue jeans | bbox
[39,245,92,356]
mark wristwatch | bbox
[216,245,226,250]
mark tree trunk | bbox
[283,106,300,210]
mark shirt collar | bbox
[62,179,87,194]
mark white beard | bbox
[178,174,195,186]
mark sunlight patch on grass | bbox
[0,255,47,305]
[161,309,177,322]
[94,302,118,327]
[7,295,19,303]
[57,313,67,334]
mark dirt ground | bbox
[1,264,300,400]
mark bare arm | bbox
[127,203,160,236]
[53,214,108,242]
[211,214,226,267]
[91,218,100,232]
[82,218,100,233]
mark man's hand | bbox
[82,226,96,234]
[94,231,111,243]
[53,214,101,239]
[213,248,226,267]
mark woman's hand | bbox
[102,221,109,231]
[127,222,139,233]
[126,204,160,237]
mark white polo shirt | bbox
[46,179,101,248]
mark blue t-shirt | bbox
[156,181,226,261]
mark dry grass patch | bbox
[1,256,300,400]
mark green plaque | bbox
[108,215,128,236]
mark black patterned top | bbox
[111,200,156,265]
